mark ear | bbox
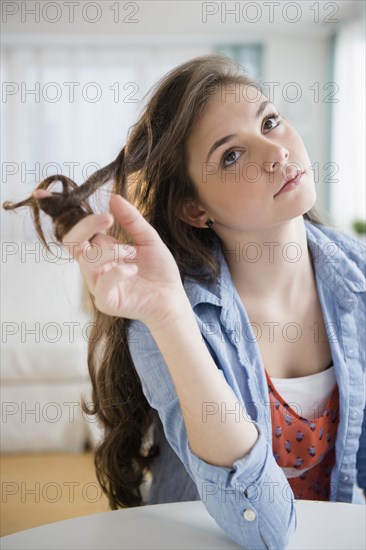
[180,200,209,229]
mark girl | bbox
[4,54,365,550]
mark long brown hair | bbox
[3,53,322,508]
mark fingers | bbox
[33,189,53,199]
[34,189,157,262]
[109,194,160,246]
[79,241,137,272]
[34,189,157,250]
[62,213,114,259]
[75,235,138,295]
[74,242,134,301]
[33,188,115,259]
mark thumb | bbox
[109,194,160,246]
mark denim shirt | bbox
[128,221,366,550]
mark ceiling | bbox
[2,0,365,44]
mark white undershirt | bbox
[270,366,336,420]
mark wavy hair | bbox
[3,54,323,508]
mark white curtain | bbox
[1,45,212,242]
[1,44,214,453]
[1,44,213,337]
[331,20,365,231]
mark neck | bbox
[220,217,314,304]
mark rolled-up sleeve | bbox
[127,319,297,550]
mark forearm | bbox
[148,292,258,468]
[129,315,297,550]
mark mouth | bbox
[274,170,304,198]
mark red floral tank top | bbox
[266,371,339,501]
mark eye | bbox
[263,113,281,133]
[222,149,241,169]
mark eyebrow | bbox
[205,100,272,163]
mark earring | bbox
[205,219,215,229]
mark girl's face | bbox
[185,85,316,235]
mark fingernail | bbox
[33,189,52,199]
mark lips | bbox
[274,170,304,197]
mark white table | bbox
[1,500,365,549]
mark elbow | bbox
[257,503,297,550]
[225,524,296,550]
[214,501,297,550]
[271,522,296,550]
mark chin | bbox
[280,190,317,225]
[302,185,317,213]
[294,176,317,216]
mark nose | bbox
[262,144,289,174]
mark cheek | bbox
[198,167,270,213]
[201,185,267,223]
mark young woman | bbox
[4,54,365,549]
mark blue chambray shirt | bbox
[128,221,366,550]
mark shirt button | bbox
[348,349,354,356]
[243,509,256,522]
[342,474,349,482]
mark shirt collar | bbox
[184,222,365,312]
[305,222,365,310]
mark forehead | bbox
[211,83,266,110]
[187,85,268,150]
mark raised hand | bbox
[34,191,186,329]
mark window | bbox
[330,21,365,232]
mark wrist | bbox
[145,288,194,335]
